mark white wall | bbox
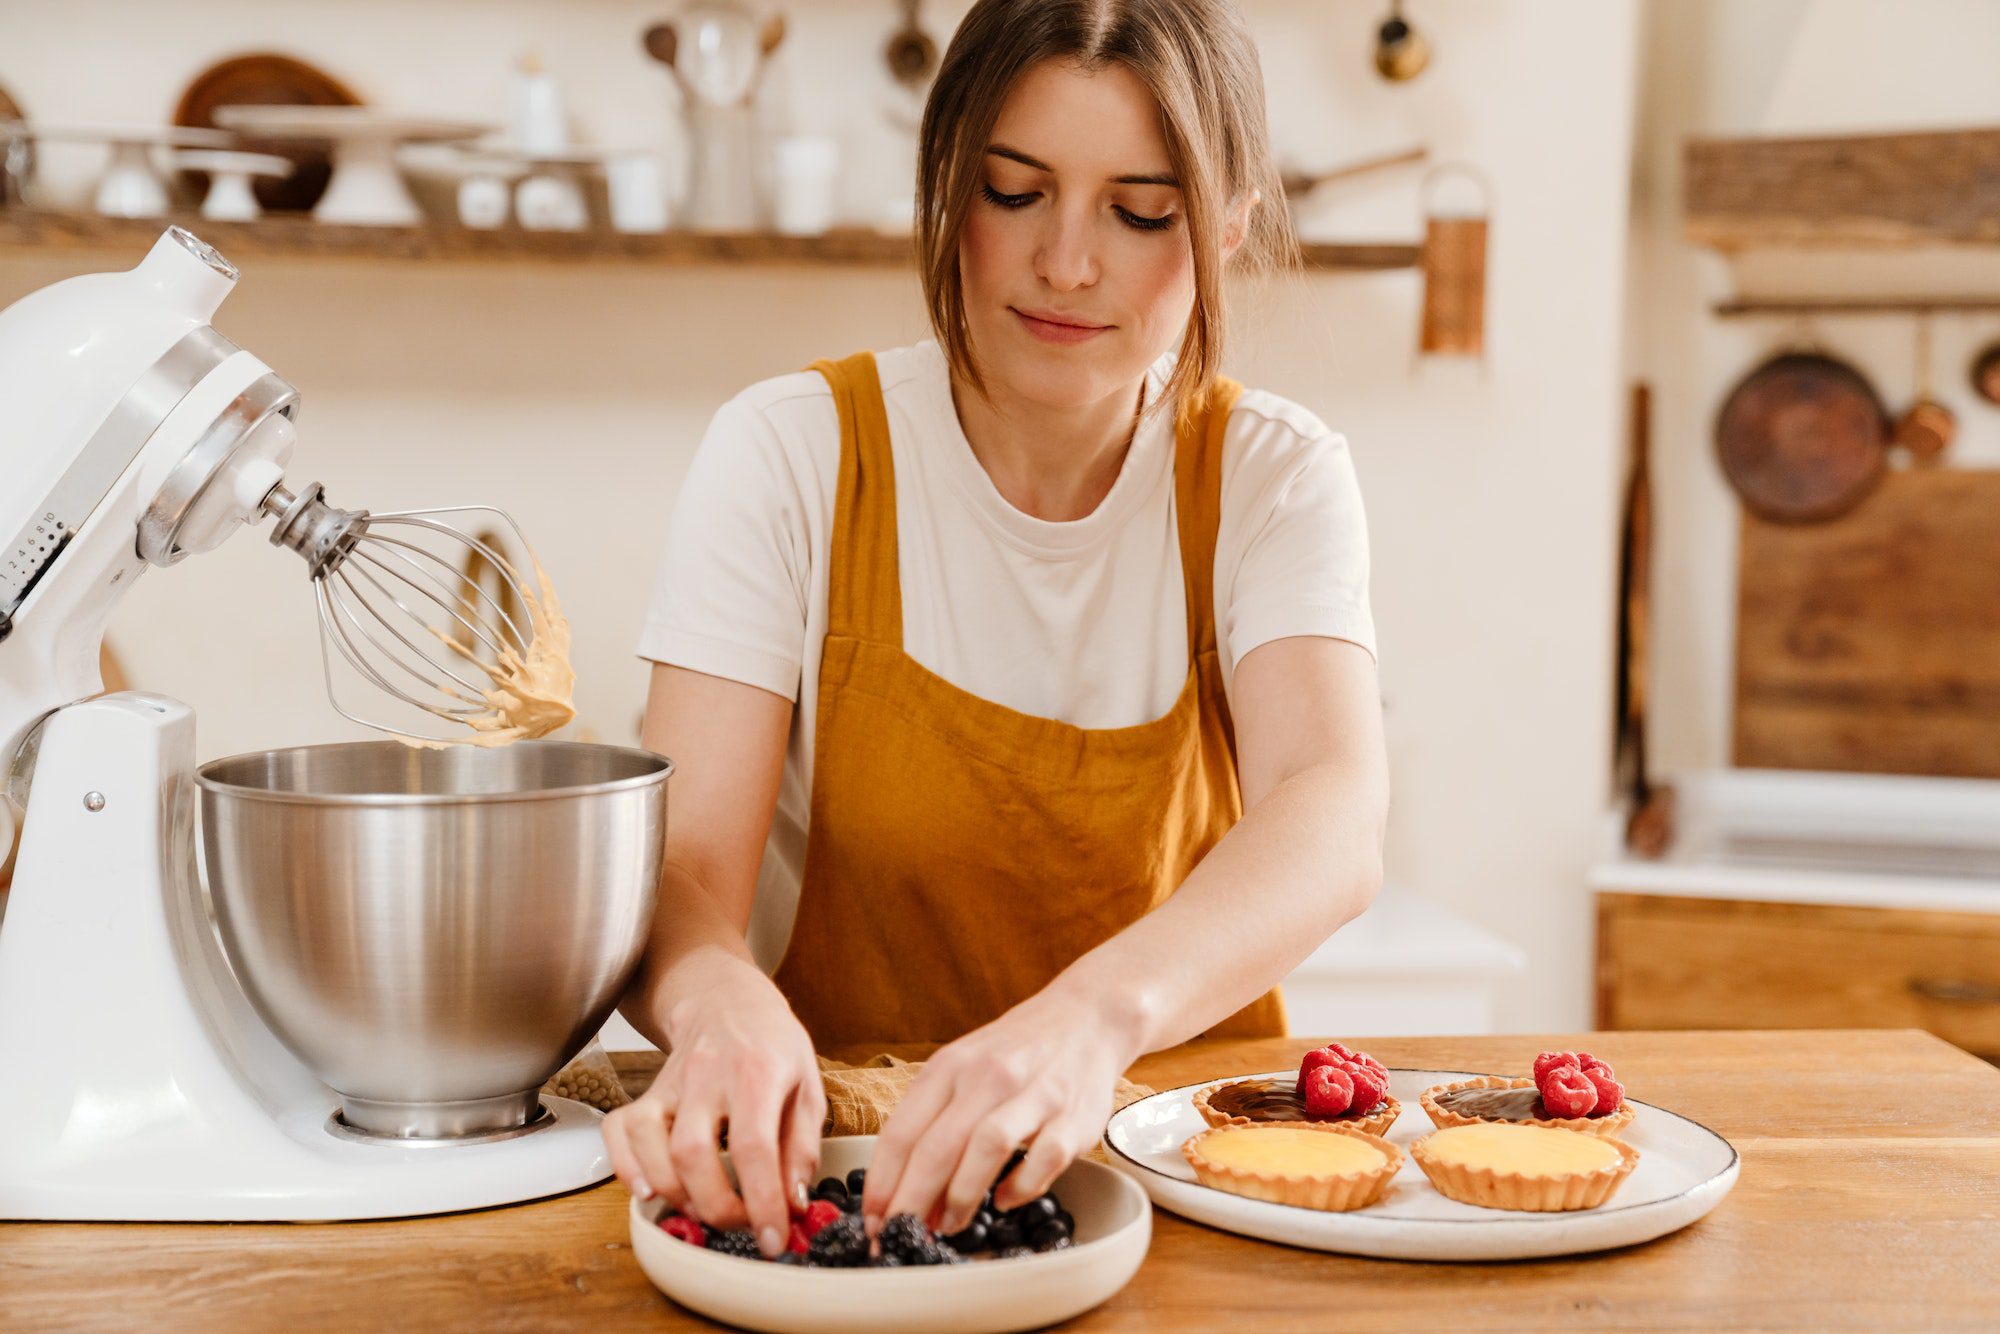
[1627,0,2000,781]
[0,0,1641,1029]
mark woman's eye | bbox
[1116,206,1176,232]
[980,183,1037,209]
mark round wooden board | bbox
[1714,350,1888,523]
[172,53,362,212]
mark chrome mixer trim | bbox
[0,325,239,629]
[137,371,301,567]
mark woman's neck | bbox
[949,367,1147,522]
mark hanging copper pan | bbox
[1714,349,1889,523]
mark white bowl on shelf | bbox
[628,1134,1151,1334]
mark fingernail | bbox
[791,1180,810,1212]
[863,1212,881,1240]
[632,1176,654,1201]
[759,1226,783,1258]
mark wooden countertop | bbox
[5,1030,1996,1330]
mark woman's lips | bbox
[1012,307,1112,345]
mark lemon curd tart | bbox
[1181,1123,1402,1212]
[1410,1122,1640,1212]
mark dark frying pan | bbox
[1714,350,1889,523]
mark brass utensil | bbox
[1375,0,1431,82]
[885,1,939,91]
[1892,313,1955,463]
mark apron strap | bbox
[1174,376,1245,660]
[811,352,903,647]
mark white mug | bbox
[605,153,669,234]
[772,135,839,237]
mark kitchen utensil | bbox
[1374,0,1432,82]
[643,21,680,75]
[175,149,292,221]
[1616,383,1674,858]
[173,53,362,213]
[1280,144,1427,200]
[651,1,787,231]
[885,0,940,91]
[1891,314,1955,463]
[1969,339,2000,406]
[1715,348,1888,523]
[1418,164,1488,357]
[213,105,487,225]
[0,84,32,206]
[1105,1069,1740,1261]
[631,1136,1151,1332]
[0,227,669,1219]
[1735,469,2000,779]
[607,151,671,232]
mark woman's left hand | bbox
[859,984,1140,1239]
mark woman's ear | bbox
[1222,189,1261,259]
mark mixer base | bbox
[0,695,617,1221]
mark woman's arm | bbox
[862,636,1387,1236]
[601,663,828,1259]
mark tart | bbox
[1420,1076,1636,1139]
[1410,1122,1639,1212]
[1194,1078,1403,1137]
[1182,1123,1403,1212]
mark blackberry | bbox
[871,1252,905,1268]
[705,1228,763,1261]
[805,1214,869,1268]
[998,1245,1035,1260]
[774,1252,807,1266]
[877,1213,935,1264]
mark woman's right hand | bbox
[602,967,826,1258]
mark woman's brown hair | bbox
[917,0,1298,424]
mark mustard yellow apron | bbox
[771,351,1285,1047]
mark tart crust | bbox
[1193,1079,1402,1137]
[1181,1122,1403,1212]
[1419,1076,1636,1138]
[1409,1124,1641,1212]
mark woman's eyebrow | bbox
[986,143,1180,188]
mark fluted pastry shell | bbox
[1193,1079,1402,1137]
[1410,1123,1640,1212]
[1419,1076,1636,1138]
[1181,1122,1403,1212]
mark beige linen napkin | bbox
[819,1054,1153,1163]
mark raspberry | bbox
[1584,1066,1624,1116]
[1301,1064,1354,1117]
[1327,1043,1388,1080]
[1296,1045,1344,1092]
[659,1214,706,1247]
[1339,1059,1389,1114]
[802,1199,842,1237]
[1533,1050,1582,1083]
[1539,1064,1598,1118]
[1578,1052,1615,1079]
[787,1219,812,1255]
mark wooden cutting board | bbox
[1735,468,2000,777]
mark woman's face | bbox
[959,59,1196,413]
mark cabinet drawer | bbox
[1596,893,2000,1060]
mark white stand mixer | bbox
[0,229,659,1220]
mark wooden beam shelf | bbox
[1685,125,2000,251]
[0,209,1421,272]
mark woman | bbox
[608,0,1387,1260]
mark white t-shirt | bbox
[639,340,1374,968]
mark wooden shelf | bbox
[0,208,1420,271]
[1685,125,2000,251]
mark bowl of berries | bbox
[629,1136,1152,1333]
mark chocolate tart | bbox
[1409,1122,1640,1212]
[1193,1077,1401,1138]
[1419,1076,1635,1139]
[1181,1122,1403,1212]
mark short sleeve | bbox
[1216,409,1376,669]
[636,392,815,699]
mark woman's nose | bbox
[1034,207,1100,291]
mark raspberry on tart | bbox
[1420,1050,1638,1138]
[1200,1042,1403,1136]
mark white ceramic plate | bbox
[629,1135,1151,1334]
[1103,1068,1739,1262]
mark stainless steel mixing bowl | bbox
[196,740,670,1139]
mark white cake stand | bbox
[174,149,293,222]
[212,106,488,225]
[1,122,234,217]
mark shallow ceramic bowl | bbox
[629,1135,1152,1334]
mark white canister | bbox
[457,173,512,229]
[515,170,589,231]
[605,153,669,234]
[772,135,840,237]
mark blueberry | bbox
[945,1219,989,1253]
[1030,1216,1072,1250]
[845,1167,867,1197]
[1015,1195,1060,1226]
[988,1218,1022,1251]
[814,1176,848,1204]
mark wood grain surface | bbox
[3,1031,1995,1331]
[0,209,1421,272]
[1685,126,2000,250]
[1734,469,2000,778]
